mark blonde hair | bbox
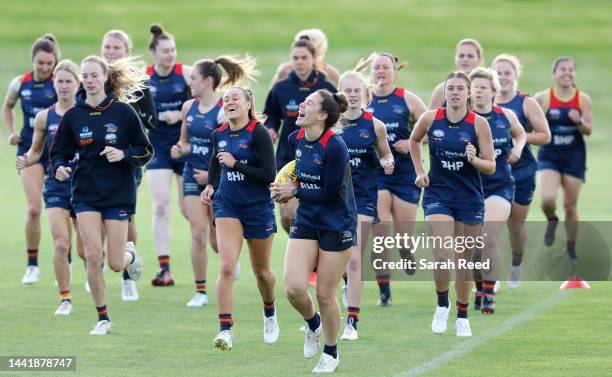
[469,67,501,94]
[294,28,329,61]
[81,55,148,103]
[338,70,375,108]
[355,52,407,85]
[456,38,485,67]
[102,29,133,54]
[194,55,258,91]
[491,53,522,92]
[54,59,79,81]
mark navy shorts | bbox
[483,182,515,205]
[183,164,206,196]
[422,200,484,225]
[513,173,535,206]
[289,223,356,252]
[376,170,421,205]
[74,204,131,221]
[538,159,585,181]
[146,146,185,175]
[213,196,276,240]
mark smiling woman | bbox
[3,34,60,285]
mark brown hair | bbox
[444,71,472,108]
[291,38,316,59]
[148,24,174,51]
[294,28,328,61]
[316,89,348,129]
[31,33,60,65]
[194,55,258,91]
[552,56,575,73]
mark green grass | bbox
[1,1,611,376]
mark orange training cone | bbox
[560,276,591,290]
[308,271,317,287]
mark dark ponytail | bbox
[148,24,173,51]
[317,89,348,129]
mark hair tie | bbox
[332,93,339,103]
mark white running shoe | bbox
[341,285,348,309]
[507,265,523,289]
[312,352,340,373]
[22,266,40,284]
[186,292,208,307]
[90,320,112,335]
[263,312,280,344]
[125,242,142,281]
[340,323,358,341]
[431,305,451,334]
[121,279,139,301]
[213,330,233,350]
[299,325,308,333]
[85,280,91,293]
[304,319,322,359]
[234,261,241,280]
[54,300,73,316]
[455,318,472,337]
[494,280,500,293]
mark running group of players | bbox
[4,26,592,373]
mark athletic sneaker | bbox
[431,305,451,334]
[213,330,233,350]
[54,300,73,316]
[340,323,358,341]
[544,219,558,246]
[508,265,523,289]
[125,242,142,281]
[263,311,280,344]
[312,352,340,373]
[376,294,392,307]
[186,292,208,307]
[151,269,174,286]
[494,280,500,293]
[121,279,139,301]
[85,280,91,293]
[90,320,112,335]
[304,320,322,359]
[481,295,496,314]
[455,318,472,337]
[22,266,40,284]
[341,285,348,309]
[234,261,241,280]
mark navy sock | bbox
[347,307,360,330]
[96,305,109,321]
[323,344,337,359]
[377,277,391,297]
[263,299,275,318]
[219,313,233,331]
[306,312,321,332]
[456,301,469,319]
[27,249,38,267]
[436,289,449,308]
[122,269,130,280]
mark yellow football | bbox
[274,160,298,185]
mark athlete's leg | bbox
[454,221,482,305]
[284,238,319,318]
[20,164,44,264]
[482,197,512,283]
[425,214,455,293]
[104,219,130,273]
[185,196,209,289]
[48,208,72,294]
[207,205,218,253]
[76,212,105,307]
[346,215,372,309]
[391,194,418,273]
[561,174,583,254]
[375,190,393,301]
[127,215,138,245]
[147,169,173,258]
[215,218,244,314]
[247,235,276,303]
[316,248,351,348]
[507,202,530,266]
[539,169,562,220]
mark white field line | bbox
[396,289,573,377]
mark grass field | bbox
[1,1,611,376]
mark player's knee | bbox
[564,202,578,219]
[191,225,207,246]
[54,238,70,256]
[219,261,236,279]
[27,205,41,220]
[285,282,305,302]
[153,199,170,218]
[108,259,124,273]
[347,256,361,274]
[254,268,274,285]
[316,288,335,306]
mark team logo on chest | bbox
[391,104,405,114]
[295,149,302,158]
[458,132,472,143]
[286,100,299,117]
[20,89,32,98]
[79,126,94,146]
[359,129,370,139]
[185,115,194,125]
[432,129,445,141]
[173,84,184,93]
[238,139,249,149]
[48,123,59,137]
[313,153,322,165]
[218,140,228,149]
[548,108,561,119]
[104,123,118,145]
